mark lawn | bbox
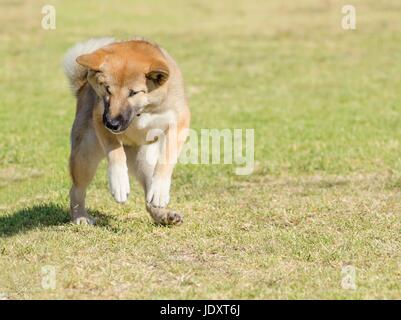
[1,0,401,299]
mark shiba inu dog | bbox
[63,37,190,225]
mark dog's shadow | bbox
[0,203,115,237]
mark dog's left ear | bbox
[76,50,106,71]
[146,60,169,86]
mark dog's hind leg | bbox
[69,128,104,225]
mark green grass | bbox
[1,0,401,299]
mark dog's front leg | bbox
[106,144,130,203]
[145,121,189,225]
[145,126,179,209]
[145,141,181,225]
[93,112,131,204]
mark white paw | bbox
[108,164,130,203]
[73,216,96,225]
[146,177,171,208]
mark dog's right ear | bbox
[76,50,106,71]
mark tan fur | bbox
[65,38,190,225]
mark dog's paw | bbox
[73,215,96,225]
[146,204,183,226]
[108,164,130,203]
[146,177,170,208]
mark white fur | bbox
[146,176,171,208]
[127,92,149,114]
[108,163,130,203]
[63,37,115,95]
[132,142,171,208]
[136,110,176,130]
[74,216,95,225]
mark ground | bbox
[1,0,401,299]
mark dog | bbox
[63,37,190,225]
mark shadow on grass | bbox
[0,203,118,237]
[0,203,69,237]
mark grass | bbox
[1,0,401,299]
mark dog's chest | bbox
[121,110,176,146]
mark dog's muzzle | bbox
[103,113,125,133]
[102,98,129,133]
[102,97,144,133]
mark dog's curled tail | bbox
[63,37,115,96]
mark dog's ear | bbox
[146,60,169,86]
[76,50,106,71]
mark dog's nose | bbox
[104,115,123,132]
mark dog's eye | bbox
[129,89,137,97]
[129,89,145,97]
[105,85,112,95]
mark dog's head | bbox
[76,40,169,133]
